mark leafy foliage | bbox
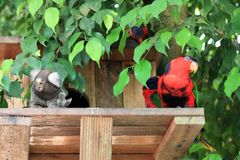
[0,0,240,159]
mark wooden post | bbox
[0,116,31,160]
[154,116,205,160]
[80,116,113,160]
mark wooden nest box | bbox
[0,37,205,160]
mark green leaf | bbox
[32,50,41,57]
[1,75,11,92]
[120,7,139,29]
[170,5,181,24]
[189,143,204,154]
[58,58,76,81]
[106,27,121,46]
[47,62,68,83]
[103,14,113,33]
[0,96,8,108]
[224,67,240,100]
[27,57,42,69]
[203,153,222,160]
[11,54,26,75]
[113,68,130,96]
[28,0,43,17]
[167,0,182,6]
[134,59,152,86]
[79,17,95,35]
[160,31,172,48]
[69,41,84,64]
[53,0,64,7]
[17,1,27,16]
[79,3,91,16]
[151,0,167,18]
[71,72,86,93]
[188,35,203,52]
[155,38,167,56]
[175,27,192,51]
[21,35,38,54]
[68,32,82,49]
[118,30,129,54]
[86,0,102,11]
[44,7,60,33]
[8,80,23,98]
[86,38,104,65]
[133,40,151,63]
[33,20,43,35]
[1,59,13,73]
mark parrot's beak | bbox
[190,62,198,74]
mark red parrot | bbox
[143,56,198,108]
[129,25,149,43]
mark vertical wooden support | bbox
[82,62,96,107]
[154,116,204,160]
[80,116,113,160]
[0,116,31,160]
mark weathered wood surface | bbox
[29,154,154,160]
[0,108,204,116]
[0,108,204,160]
[79,116,112,160]
[154,117,205,160]
[95,61,123,108]
[0,116,31,160]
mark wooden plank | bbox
[30,135,161,154]
[0,116,31,160]
[154,116,205,160]
[0,108,205,117]
[0,36,21,43]
[81,62,96,107]
[31,125,168,136]
[29,154,154,160]
[80,116,113,160]
[95,61,123,108]
[31,115,172,126]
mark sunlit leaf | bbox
[151,0,167,18]
[69,41,84,64]
[134,59,152,86]
[1,59,13,73]
[155,38,167,56]
[86,38,104,65]
[120,7,139,29]
[113,68,129,96]
[203,153,222,160]
[167,0,182,6]
[106,27,121,45]
[68,32,82,49]
[29,0,43,17]
[44,7,60,33]
[160,31,172,48]
[175,27,192,51]
[103,14,113,33]
[133,39,151,63]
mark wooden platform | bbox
[0,108,204,160]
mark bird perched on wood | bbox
[129,24,149,44]
[143,56,198,108]
[29,69,72,108]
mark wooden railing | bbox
[0,108,205,160]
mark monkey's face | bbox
[35,78,45,92]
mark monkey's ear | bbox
[30,69,41,81]
[48,72,61,88]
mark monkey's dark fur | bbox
[29,69,71,108]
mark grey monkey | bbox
[29,69,72,108]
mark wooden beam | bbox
[154,116,205,160]
[0,116,31,160]
[79,116,113,160]
[0,108,205,117]
[29,154,154,160]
